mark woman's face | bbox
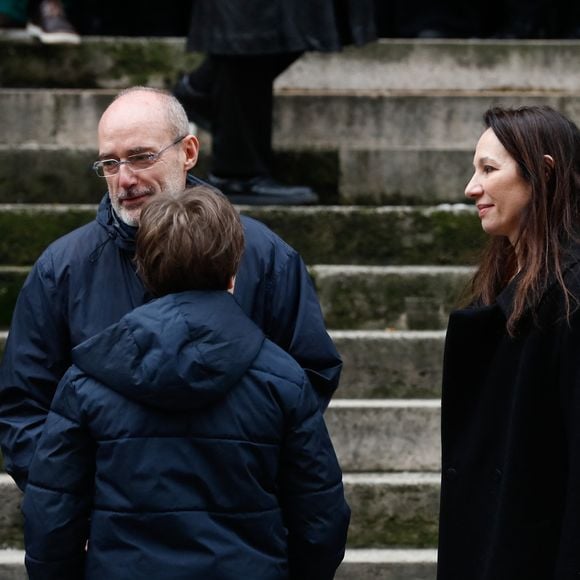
[465,128,532,246]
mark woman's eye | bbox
[483,165,495,174]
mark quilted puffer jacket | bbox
[22,290,350,580]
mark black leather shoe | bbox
[172,75,212,131]
[208,174,319,205]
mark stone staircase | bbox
[1,34,578,578]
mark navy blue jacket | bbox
[0,192,342,491]
[23,291,350,580]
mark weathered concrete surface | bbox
[273,91,575,150]
[0,264,472,329]
[0,548,436,580]
[0,550,26,580]
[312,265,473,329]
[0,36,202,89]
[0,328,444,399]
[277,39,580,92]
[335,549,437,580]
[330,331,445,399]
[0,204,485,266]
[2,36,580,92]
[327,400,441,472]
[344,473,440,548]
[0,146,339,205]
[4,89,577,149]
[0,143,471,205]
[0,476,22,549]
[0,472,440,549]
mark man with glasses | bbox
[0,86,342,492]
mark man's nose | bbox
[116,162,138,187]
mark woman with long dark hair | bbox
[437,105,580,579]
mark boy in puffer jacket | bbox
[22,185,350,580]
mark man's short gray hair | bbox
[114,86,190,138]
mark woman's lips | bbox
[477,204,493,218]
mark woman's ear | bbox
[544,154,555,179]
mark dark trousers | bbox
[189,52,303,179]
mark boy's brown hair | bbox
[135,185,245,296]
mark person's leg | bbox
[210,52,300,178]
[173,51,318,203]
[172,56,215,132]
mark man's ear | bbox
[184,134,199,171]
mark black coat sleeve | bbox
[0,254,71,491]
[22,370,94,580]
[236,216,342,409]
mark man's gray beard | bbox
[109,173,187,227]
[111,197,140,227]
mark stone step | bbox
[0,203,484,267]
[277,39,580,93]
[4,88,577,149]
[0,472,440,550]
[0,401,443,475]
[331,331,445,399]
[0,264,471,330]
[0,476,23,550]
[0,548,437,579]
[0,145,340,205]
[0,329,446,398]
[4,89,580,204]
[327,400,440,472]
[335,549,437,580]
[1,36,579,92]
[0,550,26,580]
[313,266,472,330]
[0,144,474,206]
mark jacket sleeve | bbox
[237,217,342,409]
[22,370,93,580]
[0,254,70,491]
[279,376,350,580]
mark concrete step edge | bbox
[342,472,441,485]
[342,548,437,564]
[313,264,475,274]
[0,472,442,487]
[0,548,438,565]
[330,329,446,338]
[2,87,579,98]
[0,203,477,216]
[0,549,23,564]
[330,399,440,408]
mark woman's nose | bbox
[464,175,483,199]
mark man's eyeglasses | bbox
[92,135,187,177]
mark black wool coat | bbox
[186,0,377,55]
[438,248,580,579]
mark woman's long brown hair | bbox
[468,106,580,335]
